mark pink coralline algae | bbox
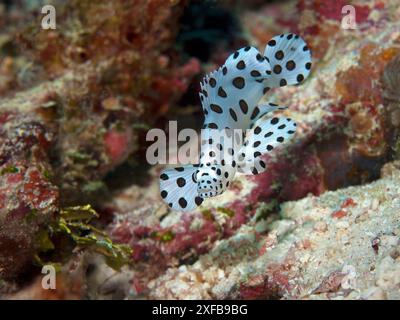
[0,113,58,278]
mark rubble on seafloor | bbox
[146,160,400,300]
[1,0,400,300]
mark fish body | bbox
[159,33,312,212]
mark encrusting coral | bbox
[0,0,198,283]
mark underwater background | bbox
[0,0,400,299]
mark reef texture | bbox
[1,0,400,300]
[94,0,400,299]
[0,0,198,281]
[0,112,58,278]
[147,161,400,299]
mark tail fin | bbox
[263,33,312,89]
[159,164,203,212]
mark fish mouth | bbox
[198,183,214,197]
[198,186,212,194]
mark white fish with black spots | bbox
[159,33,312,212]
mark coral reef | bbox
[1,0,400,300]
[0,0,198,282]
[100,0,400,299]
[91,0,400,299]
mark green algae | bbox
[36,205,132,271]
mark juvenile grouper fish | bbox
[159,33,312,212]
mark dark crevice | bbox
[176,1,241,62]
